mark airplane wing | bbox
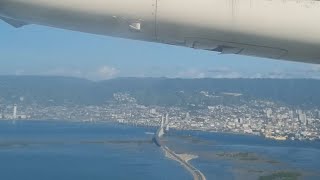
[0,16,28,28]
[0,0,319,64]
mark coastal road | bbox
[153,128,206,180]
[162,145,206,180]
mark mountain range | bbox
[0,76,319,108]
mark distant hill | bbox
[0,76,319,108]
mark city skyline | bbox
[1,92,319,142]
[0,77,319,142]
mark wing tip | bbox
[0,16,28,28]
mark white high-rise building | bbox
[165,114,170,132]
[237,118,243,124]
[150,108,156,114]
[289,110,294,120]
[298,112,307,126]
[266,108,273,118]
[13,104,17,119]
[185,112,190,120]
[165,114,169,125]
[161,116,164,127]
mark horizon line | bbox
[0,75,320,81]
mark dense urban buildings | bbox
[1,92,319,141]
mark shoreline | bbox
[1,119,320,143]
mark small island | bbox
[216,152,259,161]
[259,171,302,180]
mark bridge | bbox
[153,115,206,180]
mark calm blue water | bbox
[0,120,320,180]
[0,121,190,180]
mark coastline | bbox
[2,119,320,143]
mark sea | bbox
[0,120,319,180]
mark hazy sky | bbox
[1,21,320,80]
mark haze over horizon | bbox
[1,22,320,80]
[2,74,320,82]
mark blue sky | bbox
[1,21,320,80]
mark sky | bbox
[1,21,320,81]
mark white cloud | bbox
[96,66,119,79]
[175,68,206,78]
[174,67,242,79]
[37,65,119,80]
[171,65,320,79]
[7,63,320,80]
[207,67,242,78]
[44,67,83,77]
[83,65,119,80]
